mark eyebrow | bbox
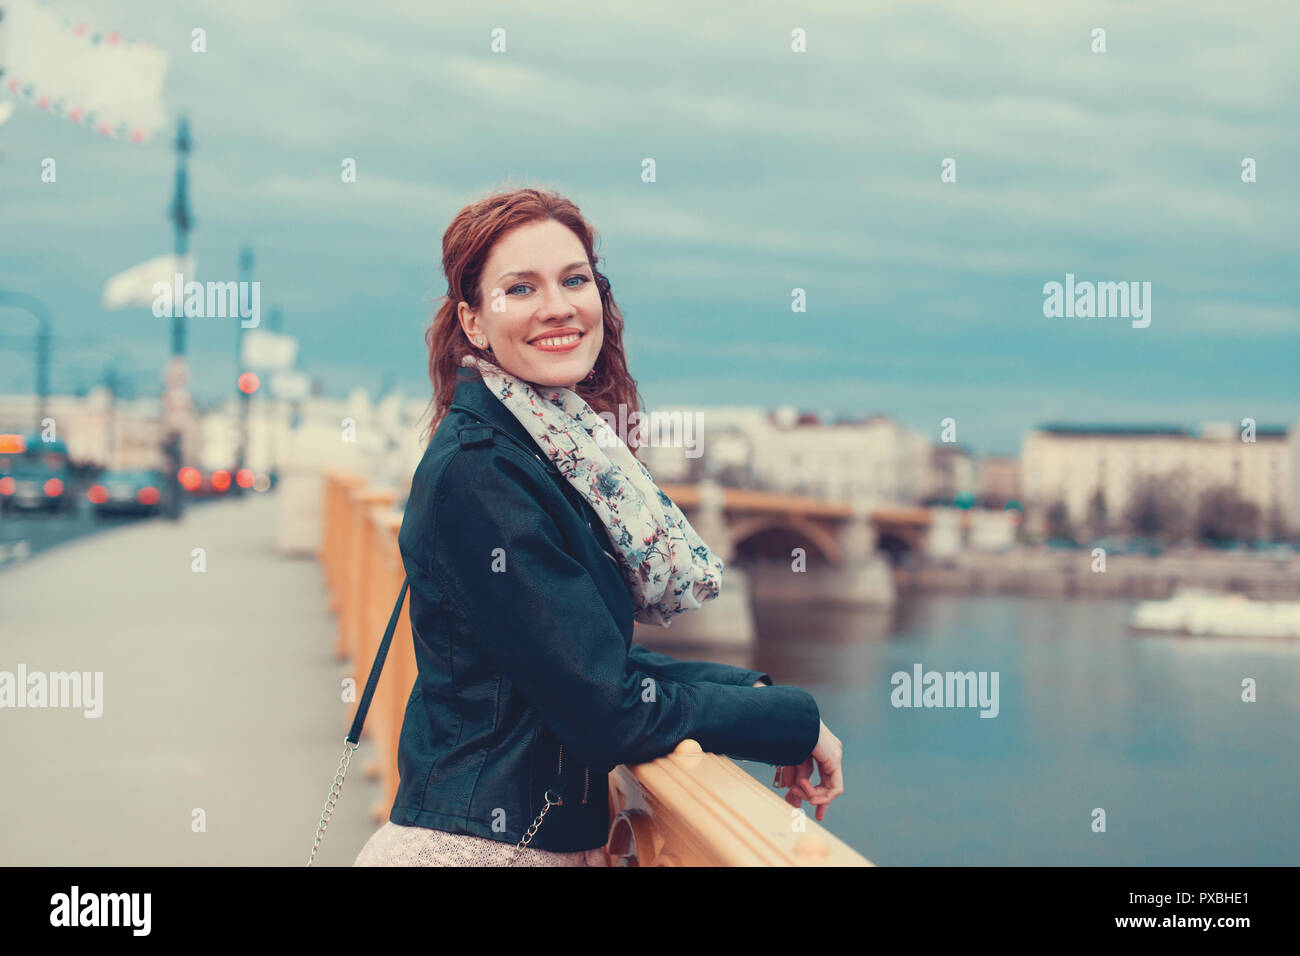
[496,262,591,283]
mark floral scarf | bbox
[459,354,723,626]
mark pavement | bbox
[0,491,385,866]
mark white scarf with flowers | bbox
[460,354,723,626]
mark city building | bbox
[1020,421,1298,539]
[639,403,936,507]
[927,444,977,505]
[976,455,1020,509]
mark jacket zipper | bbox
[555,744,590,805]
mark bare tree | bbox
[1265,501,1289,544]
[1087,487,1108,540]
[1044,498,1073,541]
[1195,485,1259,544]
[1125,474,1188,542]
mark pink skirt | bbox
[352,821,609,867]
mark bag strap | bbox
[347,574,410,746]
[307,575,409,866]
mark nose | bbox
[537,279,578,320]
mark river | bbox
[724,592,1300,865]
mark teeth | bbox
[533,333,581,347]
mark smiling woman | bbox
[421,188,639,445]
[350,186,842,868]
[455,225,605,387]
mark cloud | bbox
[0,0,1294,439]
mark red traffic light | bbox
[238,372,260,394]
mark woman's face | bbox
[458,219,604,388]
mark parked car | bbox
[1125,537,1165,556]
[1045,537,1083,550]
[87,469,164,517]
[178,465,244,498]
[0,432,76,514]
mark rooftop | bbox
[1035,423,1289,438]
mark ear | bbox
[457,300,479,338]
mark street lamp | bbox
[0,290,52,431]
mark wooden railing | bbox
[321,470,873,866]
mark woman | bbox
[354,187,843,867]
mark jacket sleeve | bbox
[626,642,772,687]
[429,447,819,774]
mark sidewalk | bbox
[0,492,385,865]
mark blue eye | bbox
[507,275,590,295]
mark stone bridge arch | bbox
[727,515,844,566]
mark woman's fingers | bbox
[776,753,843,818]
[806,753,844,805]
[774,724,845,822]
[790,756,817,800]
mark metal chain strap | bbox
[508,789,559,866]
[309,737,559,867]
[306,738,358,867]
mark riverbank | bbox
[896,548,1300,600]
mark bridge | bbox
[594,482,948,644]
[659,482,934,565]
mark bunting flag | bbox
[0,0,168,142]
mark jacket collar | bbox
[448,365,560,472]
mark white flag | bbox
[102,253,196,309]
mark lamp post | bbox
[234,247,254,489]
[0,290,52,431]
[160,114,193,520]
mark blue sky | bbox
[1,0,1296,455]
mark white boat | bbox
[1130,587,1300,638]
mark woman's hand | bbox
[772,720,843,822]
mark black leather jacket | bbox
[389,365,822,852]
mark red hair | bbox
[421,186,645,458]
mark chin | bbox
[527,358,592,388]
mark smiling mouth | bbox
[530,331,585,350]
